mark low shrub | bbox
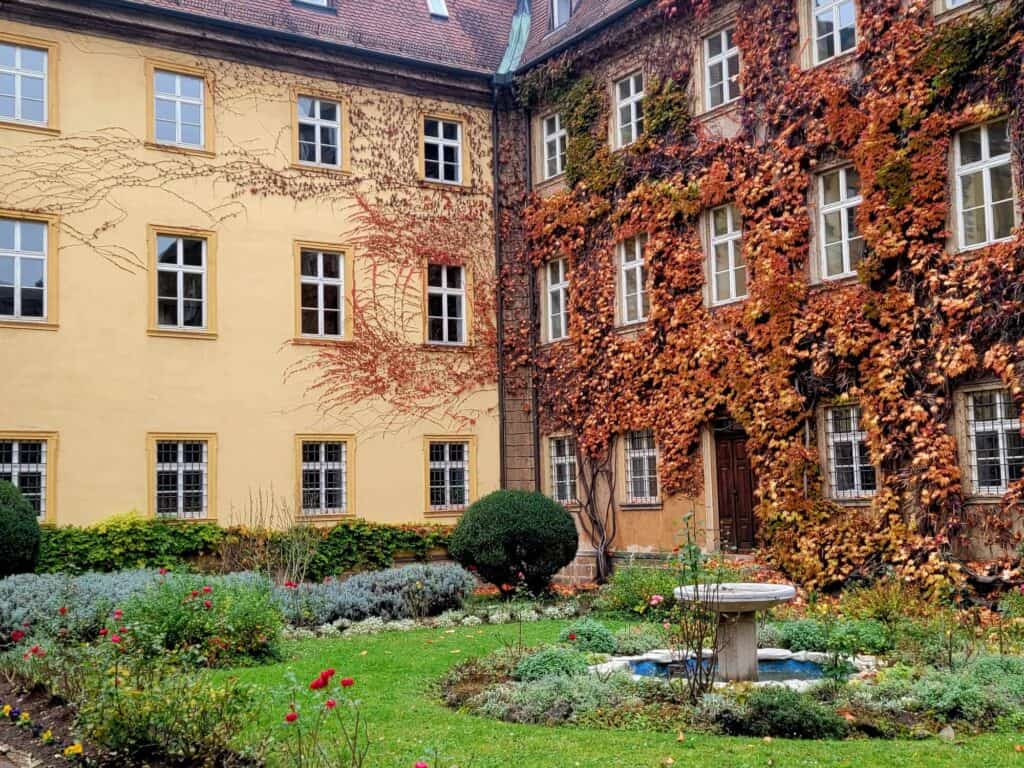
[0,481,41,577]
[613,624,668,655]
[472,672,639,724]
[720,686,850,739]
[306,520,452,581]
[514,646,590,681]
[448,490,578,594]
[124,573,282,666]
[439,646,526,707]
[280,563,475,626]
[558,617,616,653]
[891,613,976,668]
[839,578,935,624]
[772,618,892,655]
[593,564,677,618]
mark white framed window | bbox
[710,204,745,304]
[704,28,740,110]
[542,113,567,180]
[156,234,207,329]
[614,72,644,148]
[956,119,1015,251]
[300,248,344,338]
[427,264,466,344]
[429,441,469,511]
[550,436,577,504]
[966,388,1024,495]
[427,0,450,16]
[296,0,330,5]
[155,440,208,519]
[301,440,348,515]
[812,0,857,64]
[0,43,47,125]
[424,118,462,184]
[625,429,658,504]
[825,405,876,499]
[618,235,648,324]
[944,0,971,7]
[153,69,205,149]
[297,96,341,168]
[546,257,569,341]
[0,217,47,321]
[551,0,571,28]
[0,439,47,519]
[818,165,863,280]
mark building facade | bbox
[2,0,1023,587]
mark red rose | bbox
[568,633,577,641]
[111,635,122,644]
[158,567,168,575]
[324,668,336,678]
[98,628,108,637]
[203,600,212,610]
[203,586,212,594]
[113,609,123,620]
[10,630,25,643]
[191,590,200,598]
[58,606,67,616]
[309,677,326,690]
[416,762,429,768]
[325,699,337,710]
[340,677,354,688]
[285,711,298,723]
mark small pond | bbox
[628,657,825,682]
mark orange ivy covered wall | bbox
[506,0,1024,591]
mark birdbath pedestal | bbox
[673,582,796,682]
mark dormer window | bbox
[552,0,571,29]
[295,0,330,6]
[428,0,449,17]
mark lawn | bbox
[225,620,1023,768]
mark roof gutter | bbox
[511,0,654,76]
[61,0,495,81]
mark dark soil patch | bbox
[0,680,76,767]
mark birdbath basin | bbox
[673,582,796,682]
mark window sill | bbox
[534,173,567,194]
[621,502,663,511]
[695,100,741,124]
[962,494,1007,505]
[0,320,59,331]
[290,161,351,177]
[147,328,218,340]
[934,1,984,23]
[418,178,472,193]
[291,336,352,347]
[805,49,858,72]
[298,513,355,522]
[156,516,217,523]
[425,509,465,518]
[958,236,1015,255]
[421,342,473,352]
[0,120,60,137]
[144,141,216,159]
[810,273,861,292]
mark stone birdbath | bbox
[673,582,796,682]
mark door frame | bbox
[705,420,757,552]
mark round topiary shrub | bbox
[448,490,578,594]
[0,481,41,577]
[559,617,616,653]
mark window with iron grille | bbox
[155,440,208,519]
[429,441,469,511]
[0,217,47,321]
[297,96,341,168]
[614,72,644,148]
[0,439,47,519]
[550,436,577,504]
[625,429,658,504]
[956,119,1015,251]
[426,264,466,344]
[825,405,876,498]
[300,248,344,337]
[547,258,568,341]
[818,165,864,280]
[619,236,648,324]
[0,42,47,125]
[423,118,462,184]
[704,28,740,110]
[812,0,857,64]
[710,204,745,304]
[156,234,207,329]
[153,69,204,148]
[966,388,1024,495]
[542,113,567,179]
[301,440,347,515]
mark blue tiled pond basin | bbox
[629,657,824,682]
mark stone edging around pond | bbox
[591,648,878,691]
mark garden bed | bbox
[0,679,76,767]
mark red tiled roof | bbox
[117,0,518,73]
[518,0,652,69]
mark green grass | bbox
[224,620,1023,767]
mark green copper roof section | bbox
[496,0,531,79]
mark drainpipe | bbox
[492,84,508,488]
[525,107,543,492]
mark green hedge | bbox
[37,514,451,577]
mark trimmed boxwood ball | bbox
[0,481,41,577]
[448,490,578,594]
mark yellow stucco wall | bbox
[0,19,500,527]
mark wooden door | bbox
[715,432,757,551]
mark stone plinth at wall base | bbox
[553,551,598,585]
